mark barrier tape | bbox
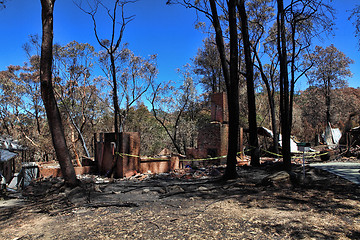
[114,146,334,163]
[179,155,227,162]
[261,149,283,157]
[262,148,332,159]
[117,152,227,162]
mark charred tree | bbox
[208,0,239,179]
[237,0,260,167]
[224,0,240,178]
[40,0,78,186]
[276,0,291,171]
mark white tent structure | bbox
[322,122,342,148]
[278,134,299,153]
[261,127,301,153]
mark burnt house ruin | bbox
[187,92,229,164]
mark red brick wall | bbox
[117,132,140,178]
[140,156,179,174]
[197,123,228,159]
[95,132,140,178]
[210,92,228,123]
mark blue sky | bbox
[0,0,359,90]
[308,0,360,90]
[0,0,207,86]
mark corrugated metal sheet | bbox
[322,123,342,146]
[0,149,18,162]
[0,137,24,150]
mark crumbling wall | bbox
[95,132,140,178]
[140,156,179,174]
[197,123,228,159]
[211,92,228,123]
[186,92,229,164]
[116,132,141,178]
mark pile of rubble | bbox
[111,166,224,182]
[344,145,360,158]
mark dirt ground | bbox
[0,162,359,240]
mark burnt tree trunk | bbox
[110,53,120,134]
[277,0,292,171]
[209,0,239,179]
[40,0,78,186]
[253,48,279,155]
[326,77,331,124]
[208,0,230,89]
[107,52,121,177]
[269,91,279,154]
[224,0,240,179]
[238,0,260,167]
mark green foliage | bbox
[304,44,353,124]
[304,45,353,90]
[97,44,157,131]
[126,103,168,155]
[297,87,360,142]
[2,0,360,165]
[193,36,226,93]
[149,64,209,154]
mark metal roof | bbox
[0,136,24,150]
[349,126,360,133]
[0,149,18,162]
